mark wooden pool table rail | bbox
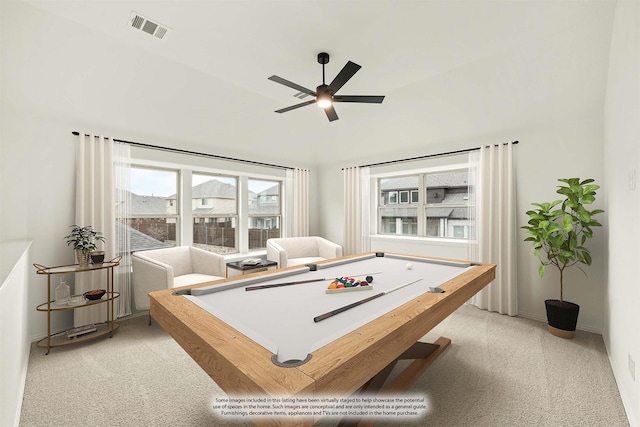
[150,252,496,427]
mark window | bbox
[377,169,472,239]
[248,179,281,250]
[425,171,471,239]
[192,174,238,254]
[122,160,285,256]
[388,191,398,204]
[378,176,419,236]
[120,166,180,250]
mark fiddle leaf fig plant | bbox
[522,178,604,301]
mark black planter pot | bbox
[545,299,580,339]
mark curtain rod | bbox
[356,140,519,169]
[72,132,293,170]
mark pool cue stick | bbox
[313,278,423,322]
[245,272,381,291]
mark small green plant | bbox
[64,225,105,254]
[522,178,604,301]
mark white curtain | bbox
[285,168,309,237]
[343,166,371,255]
[74,133,132,325]
[113,142,132,318]
[468,143,518,316]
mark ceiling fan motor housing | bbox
[316,84,330,96]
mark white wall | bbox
[1,1,97,339]
[0,110,77,339]
[515,117,606,333]
[603,1,640,425]
[0,241,32,427]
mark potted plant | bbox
[522,178,604,338]
[64,225,105,266]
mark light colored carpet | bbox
[19,305,629,427]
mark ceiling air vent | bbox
[129,12,170,40]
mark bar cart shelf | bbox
[33,257,121,354]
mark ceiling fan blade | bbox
[324,105,339,122]
[275,99,316,113]
[268,75,316,97]
[333,95,385,103]
[327,61,361,94]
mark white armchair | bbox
[132,246,226,312]
[266,236,343,268]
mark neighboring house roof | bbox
[249,204,280,215]
[117,221,168,253]
[380,176,419,190]
[192,207,217,214]
[427,172,468,188]
[379,207,417,217]
[439,191,469,204]
[380,172,469,191]
[426,207,469,219]
[258,184,279,196]
[128,192,167,215]
[191,179,237,199]
[125,179,281,217]
[426,207,453,218]
[152,178,279,202]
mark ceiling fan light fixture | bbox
[317,95,332,109]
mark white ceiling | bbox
[17,0,616,167]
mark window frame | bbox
[247,178,282,251]
[125,155,286,256]
[374,164,472,241]
[122,165,181,248]
[191,172,239,254]
[424,169,472,239]
[388,191,398,204]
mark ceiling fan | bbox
[268,52,385,122]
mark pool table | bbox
[149,252,495,426]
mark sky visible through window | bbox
[130,168,176,197]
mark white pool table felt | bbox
[185,253,473,364]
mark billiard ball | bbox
[406,263,413,270]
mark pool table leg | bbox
[337,336,451,427]
[383,336,451,392]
